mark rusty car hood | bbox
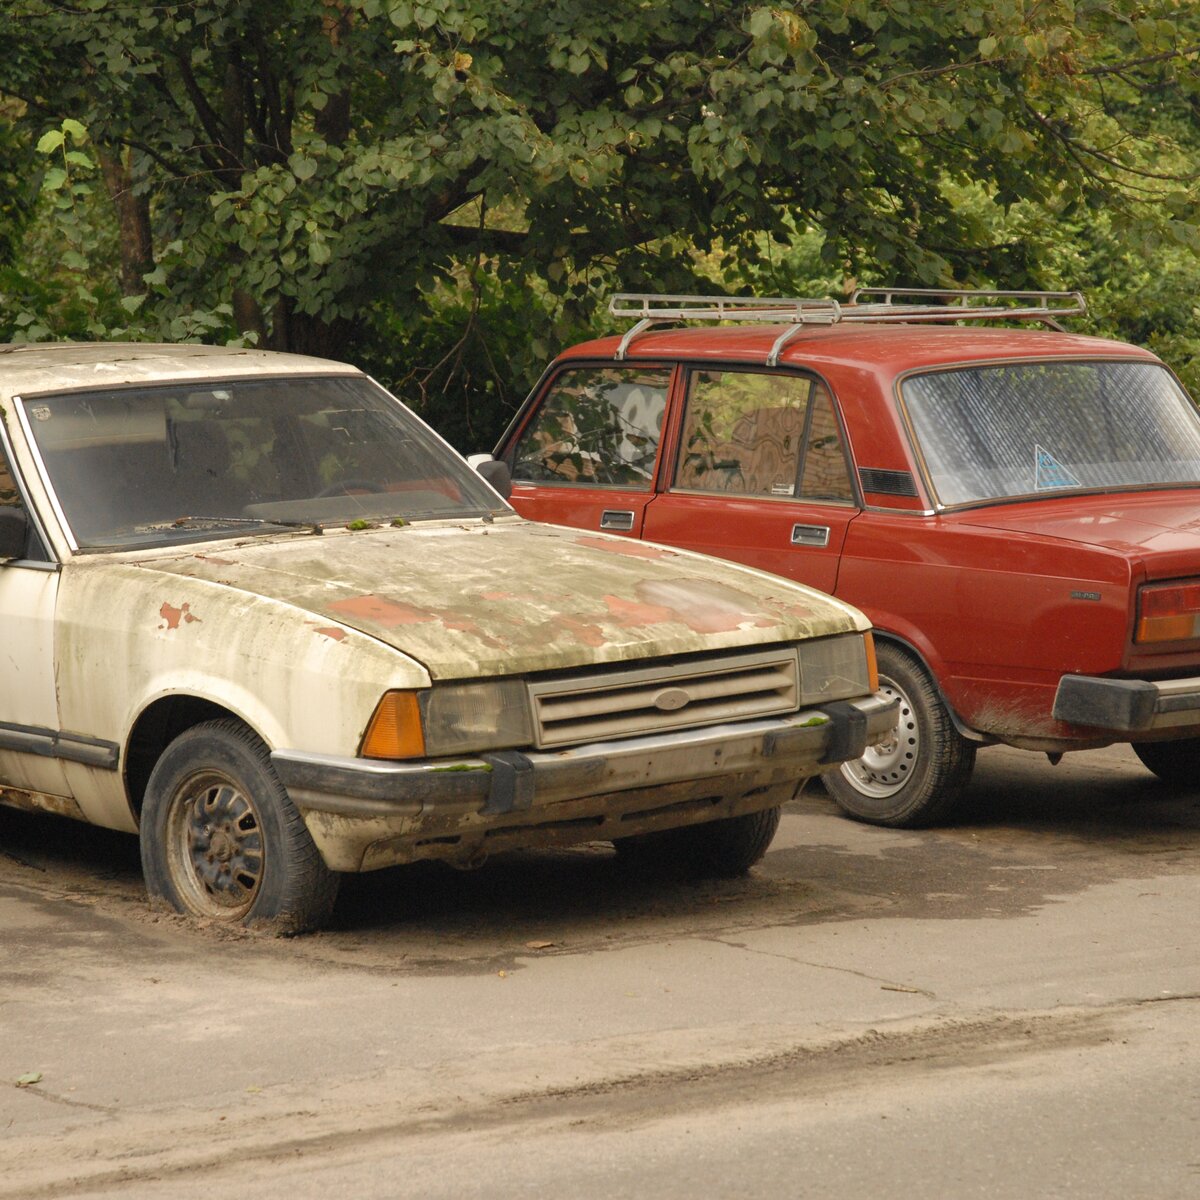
[955,491,1200,580]
[127,518,865,679]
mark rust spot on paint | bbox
[328,594,436,627]
[314,626,347,641]
[605,594,677,627]
[159,601,201,630]
[635,580,770,634]
[441,615,502,645]
[574,536,671,560]
[555,616,607,647]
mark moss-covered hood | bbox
[130,517,867,679]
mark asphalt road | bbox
[2,743,1198,1198]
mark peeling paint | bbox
[159,601,201,631]
[554,616,608,647]
[313,627,347,642]
[133,522,866,678]
[327,594,435,627]
[634,579,783,634]
[574,536,672,560]
[604,594,677,627]
[0,787,86,821]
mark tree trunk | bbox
[314,2,353,146]
[96,145,153,296]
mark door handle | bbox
[791,523,830,548]
[600,510,635,532]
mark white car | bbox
[0,343,895,931]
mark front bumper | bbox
[272,692,897,871]
[1053,673,1200,733]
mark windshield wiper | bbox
[138,515,324,535]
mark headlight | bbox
[797,632,878,705]
[361,680,533,760]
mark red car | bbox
[482,289,1200,826]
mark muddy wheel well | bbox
[870,631,982,743]
[125,696,243,820]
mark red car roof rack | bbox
[608,288,1088,366]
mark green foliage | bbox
[0,109,36,268]
[0,0,1196,439]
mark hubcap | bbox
[838,674,918,799]
[169,775,264,917]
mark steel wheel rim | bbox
[838,674,918,799]
[166,772,265,919]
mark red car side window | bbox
[675,370,852,502]
[799,383,854,502]
[511,367,669,489]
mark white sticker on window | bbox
[1034,444,1079,490]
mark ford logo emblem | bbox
[653,687,691,712]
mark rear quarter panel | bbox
[839,514,1134,740]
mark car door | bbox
[504,363,675,538]
[0,434,71,797]
[641,367,860,595]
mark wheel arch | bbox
[124,695,266,823]
[869,629,987,744]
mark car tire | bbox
[614,806,781,878]
[823,643,975,828]
[140,719,339,934]
[1133,739,1200,787]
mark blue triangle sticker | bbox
[1034,444,1079,490]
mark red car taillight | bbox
[1136,580,1200,644]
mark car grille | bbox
[526,647,800,749]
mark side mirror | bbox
[468,455,512,501]
[0,506,28,560]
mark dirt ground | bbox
[2,743,1199,1197]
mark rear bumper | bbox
[272,692,897,871]
[1053,673,1200,733]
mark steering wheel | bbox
[315,478,385,498]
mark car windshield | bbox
[21,374,508,548]
[902,360,1200,507]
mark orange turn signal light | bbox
[361,691,426,759]
[864,631,879,693]
[1137,581,1200,644]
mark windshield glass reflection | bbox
[903,361,1200,506]
[23,374,507,548]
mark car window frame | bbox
[501,360,680,494]
[13,371,508,554]
[666,362,861,508]
[894,354,1200,513]
[0,410,54,566]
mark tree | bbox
[0,1,1196,440]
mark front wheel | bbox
[614,806,781,877]
[1133,738,1200,787]
[140,719,339,934]
[823,643,975,828]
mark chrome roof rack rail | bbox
[609,293,842,365]
[848,288,1087,330]
[608,287,1087,364]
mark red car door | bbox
[505,363,676,538]
[641,367,860,594]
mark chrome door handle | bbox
[791,523,830,547]
[600,510,635,532]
